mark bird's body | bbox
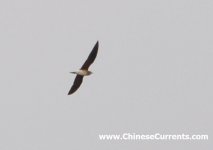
[71,70,92,76]
[68,41,99,95]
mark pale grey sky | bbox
[0,0,212,149]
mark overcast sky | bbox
[0,0,212,149]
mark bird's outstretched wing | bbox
[68,75,84,95]
[81,41,99,70]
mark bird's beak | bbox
[70,72,76,74]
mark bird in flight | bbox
[68,41,99,95]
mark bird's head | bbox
[87,71,93,75]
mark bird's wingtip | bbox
[94,41,99,48]
[68,91,73,95]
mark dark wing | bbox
[68,75,84,95]
[81,41,99,70]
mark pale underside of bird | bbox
[68,41,99,95]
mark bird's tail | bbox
[70,72,76,74]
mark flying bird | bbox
[68,41,99,95]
